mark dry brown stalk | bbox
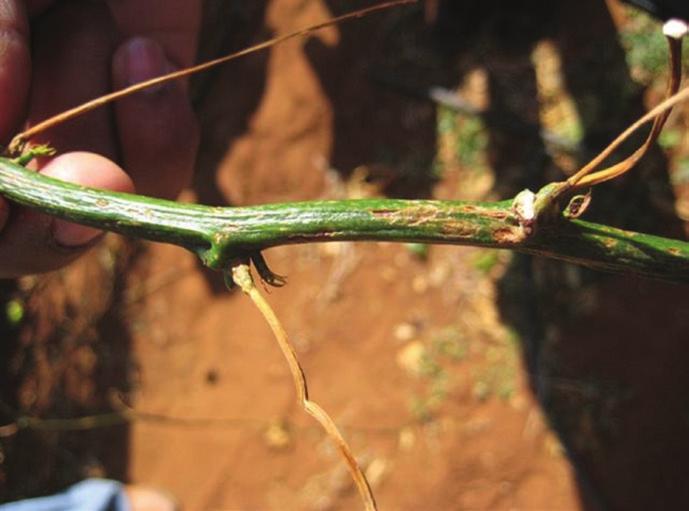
[230,263,377,511]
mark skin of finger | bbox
[27,2,118,158]
[0,0,30,142]
[112,38,199,199]
[107,0,201,69]
[0,152,134,278]
[28,0,202,67]
[0,196,8,231]
[25,0,57,16]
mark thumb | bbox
[0,152,134,278]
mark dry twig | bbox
[230,262,377,511]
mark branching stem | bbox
[0,156,688,281]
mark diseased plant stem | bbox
[1,157,688,282]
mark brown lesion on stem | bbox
[439,220,482,238]
[492,227,529,245]
[603,238,618,249]
[381,204,445,226]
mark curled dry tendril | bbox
[568,22,685,190]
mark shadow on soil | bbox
[303,1,689,506]
[312,0,689,509]
[0,241,141,501]
[425,1,689,510]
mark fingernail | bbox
[52,220,102,248]
[123,37,169,93]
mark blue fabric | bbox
[0,479,130,511]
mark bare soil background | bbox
[2,1,689,510]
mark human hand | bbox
[0,0,201,277]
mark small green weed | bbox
[405,327,467,422]
[431,327,468,362]
[471,250,500,275]
[436,106,489,173]
[619,9,670,86]
[671,158,689,186]
[5,299,24,327]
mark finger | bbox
[0,196,8,231]
[26,2,118,157]
[0,0,30,142]
[111,37,199,198]
[0,152,134,278]
[25,0,57,16]
[107,0,201,69]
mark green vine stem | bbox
[1,156,688,282]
